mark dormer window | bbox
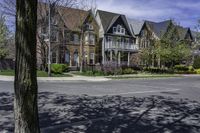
[113,25,125,35]
[117,25,121,32]
[113,27,116,33]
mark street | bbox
[1,77,200,133]
[1,76,200,101]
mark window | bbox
[121,28,125,34]
[52,52,57,63]
[73,50,79,66]
[85,33,89,42]
[113,25,125,35]
[90,34,95,45]
[64,30,70,43]
[90,53,95,64]
[86,23,93,30]
[117,25,121,32]
[51,29,58,42]
[106,36,112,48]
[73,34,79,44]
[113,27,116,33]
[89,25,93,30]
[65,49,70,64]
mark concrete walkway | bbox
[0,75,110,82]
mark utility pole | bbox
[48,0,51,77]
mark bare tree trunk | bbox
[14,0,40,133]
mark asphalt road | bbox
[0,76,200,101]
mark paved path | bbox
[0,75,110,82]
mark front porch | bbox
[104,50,132,66]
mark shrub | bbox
[115,68,123,75]
[61,64,69,72]
[102,61,122,75]
[188,66,194,72]
[174,65,189,72]
[195,69,200,74]
[144,67,169,74]
[123,68,137,74]
[94,70,105,76]
[193,56,200,69]
[51,64,69,74]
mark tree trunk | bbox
[14,0,40,133]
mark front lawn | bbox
[0,70,72,77]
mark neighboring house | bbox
[176,26,193,45]
[95,10,138,66]
[192,31,200,56]
[128,18,144,48]
[37,3,196,69]
[37,3,99,69]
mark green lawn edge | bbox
[0,70,72,77]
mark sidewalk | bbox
[0,75,110,82]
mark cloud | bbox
[95,0,199,29]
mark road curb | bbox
[0,75,111,82]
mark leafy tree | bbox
[153,23,192,68]
[0,13,8,59]
[193,56,200,69]
[14,0,40,132]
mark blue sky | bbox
[96,0,200,30]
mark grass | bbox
[0,70,72,77]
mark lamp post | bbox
[48,0,51,77]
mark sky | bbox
[95,0,200,30]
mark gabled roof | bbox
[192,31,199,39]
[176,26,190,40]
[38,2,89,32]
[97,10,120,32]
[145,20,172,38]
[97,10,132,35]
[127,18,144,35]
[58,7,89,31]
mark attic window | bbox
[113,27,116,33]
[113,25,125,35]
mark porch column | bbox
[69,56,72,67]
[118,51,121,65]
[78,56,80,67]
[128,52,130,66]
[110,50,113,62]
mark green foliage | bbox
[0,48,8,59]
[144,67,173,74]
[51,64,69,74]
[122,68,137,74]
[156,40,191,67]
[174,65,189,71]
[188,66,194,72]
[193,56,200,69]
[195,69,200,74]
[0,14,9,59]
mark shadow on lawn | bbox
[0,92,200,133]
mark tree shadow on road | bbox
[1,92,200,133]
